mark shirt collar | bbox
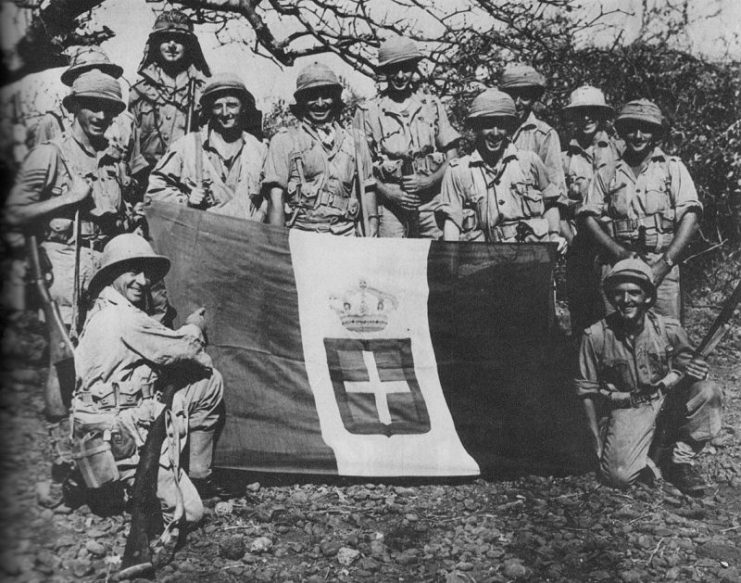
[469,142,519,168]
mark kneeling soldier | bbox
[440,89,565,245]
[575,258,722,495]
[72,234,225,528]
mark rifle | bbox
[185,77,198,134]
[656,276,741,392]
[116,368,193,580]
[70,210,83,339]
[26,235,75,419]
[351,114,375,237]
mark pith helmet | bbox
[615,99,665,135]
[377,37,423,69]
[563,85,613,117]
[467,89,516,119]
[201,73,256,110]
[89,234,171,298]
[603,258,657,307]
[151,9,193,36]
[62,70,126,114]
[500,64,546,91]
[294,62,342,100]
[61,47,123,87]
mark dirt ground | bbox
[0,304,739,583]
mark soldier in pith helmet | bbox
[440,89,566,247]
[577,99,701,321]
[354,36,460,239]
[264,62,376,236]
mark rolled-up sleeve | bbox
[670,159,702,222]
[262,131,292,190]
[577,167,607,218]
[146,142,189,205]
[538,128,566,202]
[439,164,465,229]
[575,331,602,398]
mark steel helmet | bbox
[603,258,657,307]
[89,234,171,298]
[150,9,193,36]
[294,62,342,100]
[467,89,517,119]
[62,70,126,114]
[201,73,256,110]
[61,48,123,87]
[377,37,423,69]
[615,99,665,135]
[563,85,613,117]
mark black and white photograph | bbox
[0,1,739,581]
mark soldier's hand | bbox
[64,176,92,205]
[186,307,207,333]
[685,357,710,381]
[401,174,429,195]
[188,187,209,208]
[549,232,568,255]
[611,246,634,264]
[385,183,421,210]
[649,256,671,286]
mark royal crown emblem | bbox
[329,279,398,333]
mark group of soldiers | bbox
[4,8,724,554]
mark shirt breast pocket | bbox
[601,359,632,391]
[513,182,544,217]
[641,177,671,216]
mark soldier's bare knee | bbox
[600,464,635,490]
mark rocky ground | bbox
[0,304,739,583]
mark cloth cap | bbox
[615,99,665,133]
[377,37,423,69]
[89,234,171,298]
[467,89,517,119]
[294,62,342,99]
[62,70,126,114]
[61,48,123,87]
[603,258,657,307]
[500,65,546,90]
[151,9,193,36]
[201,73,256,109]
[563,85,613,116]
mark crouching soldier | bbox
[147,73,267,221]
[71,234,226,530]
[440,89,566,246]
[575,258,722,495]
[264,62,376,236]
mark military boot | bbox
[664,463,707,496]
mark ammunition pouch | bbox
[77,380,153,411]
[495,217,549,243]
[602,215,674,253]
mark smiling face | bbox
[210,94,243,133]
[158,33,187,65]
[381,60,417,94]
[72,97,118,140]
[609,281,651,326]
[472,116,514,161]
[299,86,339,126]
[619,120,659,157]
[111,267,153,306]
[573,107,606,140]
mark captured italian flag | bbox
[147,203,590,477]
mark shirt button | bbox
[499,200,506,205]
[166,114,172,120]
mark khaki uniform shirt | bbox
[578,147,702,224]
[440,143,559,242]
[147,127,267,221]
[575,312,692,398]
[355,91,459,206]
[6,133,130,243]
[74,286,210,405]
[263,121,374,234]
[513,112,566,202]
[562,132,622,218]
[31,107,148,177]
[129,63,207,167]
